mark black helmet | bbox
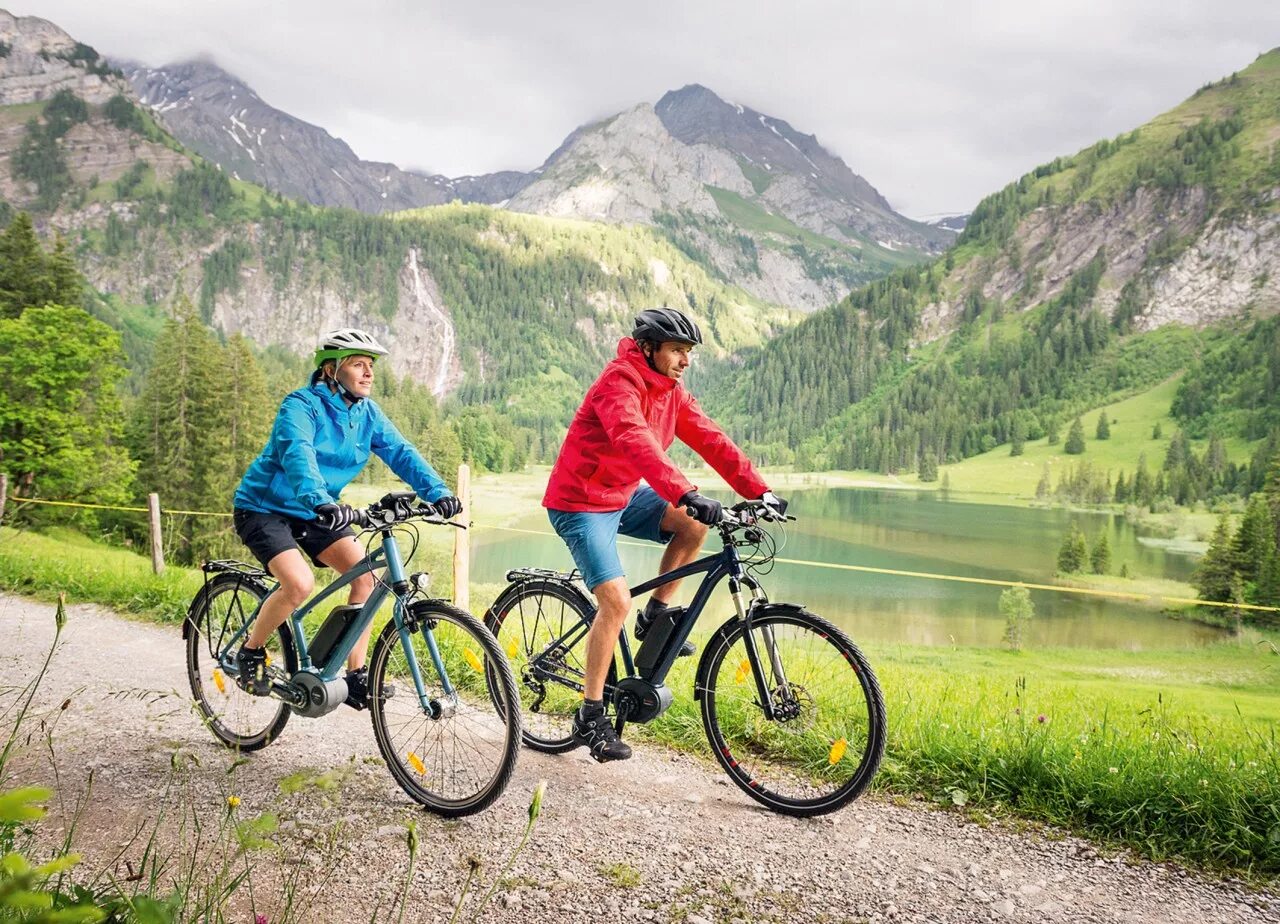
[631,308,703,346]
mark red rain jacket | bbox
[543,338,769,512]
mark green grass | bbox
[932,376,1256,499]
[640,637,1280,876]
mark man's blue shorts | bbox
[547,486,673,590]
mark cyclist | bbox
[543,307,787,762]
[231,328,463,709]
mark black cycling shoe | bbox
[634,602,695,658]
[344,667,395,711]
[234,645,272,696]
[573,706,632,762]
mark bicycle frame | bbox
[215,529,456,712]
[542,529,786,723]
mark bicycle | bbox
[485,499,886,817]
[183,491,521,817]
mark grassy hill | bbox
[708,49,1280,488]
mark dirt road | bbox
[1,594,1274,923]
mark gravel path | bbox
[2,593,1276,924]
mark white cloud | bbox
[14,0,1280,216]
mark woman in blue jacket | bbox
[231,328,462,709]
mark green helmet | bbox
[314,328,389,367]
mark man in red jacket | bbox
[544,307,787,762]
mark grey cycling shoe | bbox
[573,704,632,762]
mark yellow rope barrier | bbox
[7,497,233,517]
[4,496,1275,613]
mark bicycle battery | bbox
[634,611,679,677]
[309,604,362,666]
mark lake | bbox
[470,486,1224,650]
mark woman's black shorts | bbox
[233,508,355,571]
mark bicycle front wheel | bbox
[369,602,520,817]
[185,574,294,751]
[699,606,885,816]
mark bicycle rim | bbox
[186,579,291,751]
[488,581,598,751]
[701,610,885,816]
[371,604,520,816]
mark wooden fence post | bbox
[0,473,7,528]
[148,492,164,575]
[453,464,471,610]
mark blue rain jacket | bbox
[234,381,449,520]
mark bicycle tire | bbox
[185,574,295,752]
[369,602,521,817]
[698,606,885,817]
[485,579,617,753]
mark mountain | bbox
[121,58,940,312]
[507,84,950,310]
[926,214,969,233]
[711,49,1280,473]
[0,8,792,431]
[118,59,528,213]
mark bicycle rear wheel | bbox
[485,579,615,753]
[699,606,885,816]
[185,575,294,751]
[369,602,520,817]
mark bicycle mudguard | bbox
[483,575,594,633]
[182,570,275,645]
[692,602,806,701]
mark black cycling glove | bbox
[759,491,789,519]
[679,491,724,526]
[431,495,464,519]
[314,502,358,531]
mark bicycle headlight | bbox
[410,571,431,594]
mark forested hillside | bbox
[0,26,794,469]
[710,49,1280,476]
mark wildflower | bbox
[1108,767,1118,774]
[1036,714,1047,724]
[227,794,241,808]
[1199,779,1209,788]
[1072,750,1082,762]
[529,779,547,824]
[255,915,268,924]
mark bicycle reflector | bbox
[734,659,750,684]
[213,670,226,694]
[463,648,483,672]
[408,753,426,775]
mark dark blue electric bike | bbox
[485,499,885,817]
[184,492,521,817]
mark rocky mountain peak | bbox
[0,8,127,105]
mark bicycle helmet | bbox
[631,308,703,347]
[314,328,389,366]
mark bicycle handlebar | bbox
[354,491,467,531]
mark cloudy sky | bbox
[14,1,1280,217]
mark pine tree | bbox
[1194,515,1237,605]
[1057,526,1087,573]
[918,452,938,482]
[1152,422,1163,439]
[1000,585,1034,651]
[1046,418,1060,445]
[1113,471,1128,504]
[129,297,233,563]
[1095,411,1111,440]
[1090,531,1111,574]
[1230,494,1273,586]
[1036,464,1051,499]
[1010,416,1026,456]
[1064,417,1086,454]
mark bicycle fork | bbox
[732,579,793,721]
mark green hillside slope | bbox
[708,49,1280,479]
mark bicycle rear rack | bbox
[505,566,580,584]
[202,559,269,578]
